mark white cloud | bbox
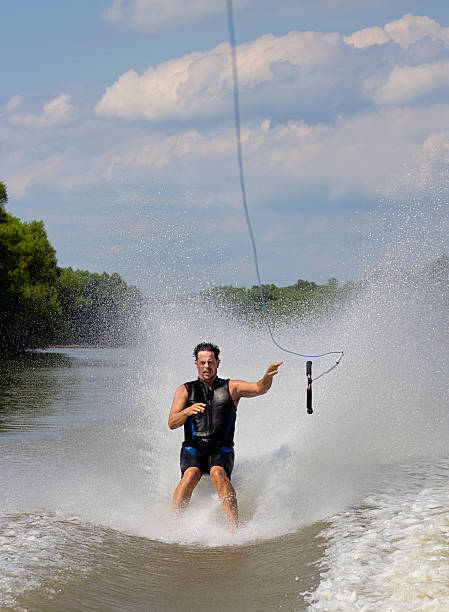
[370,60,449,105]
[99,103,449,205]
[95,30,344,122]
[345,13,449,49]
[5,98,446,221]
[3,95,23,113]
[10,94,77,129]
[5,13,449,212]
[4,154,65,199]
[96,13,449,124]
[103,0,228,33]
[105,126,235,177]
[95,46,232,121]
[3,94,448,286]
[8,99,446,207]
[103,0,407,35]
[240,106,449,199]
[103,0,124,25]
[344,25,389,49]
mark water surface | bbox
[1,262,448,611]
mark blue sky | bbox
[1,1,449,292]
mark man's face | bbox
[195,350,219,383]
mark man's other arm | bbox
[168,385,206,429]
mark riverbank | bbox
[48,344,98,349]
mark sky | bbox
[1,0,449,293]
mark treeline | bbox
[200,277,358,324]
[2,180,447,354]
[200,253,448,325]
[0,182,143,355]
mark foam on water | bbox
[0,513,98,610]
[305,459,449,611]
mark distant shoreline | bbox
[47,344,98,349]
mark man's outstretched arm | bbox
[229,361,283,403]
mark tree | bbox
[0,181,7,226]
[0,209,61,354]
[0,181,7,208]
[201,276,350,324]
[56,267,143,346]
[0,181,143,352]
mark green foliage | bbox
[201,277,358,325]
[0,181,7,208]
[0,180,143,353]
[56,267,144,346]
[201,258,449,329]
[0,211,61,353]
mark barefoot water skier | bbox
[168,342,282,530]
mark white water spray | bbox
[129,216,447,545]
[1,199,447,550]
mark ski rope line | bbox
[225,0,343,381]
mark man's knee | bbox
[181,466,202,485]
[210,466,236,506]
[209,465,229,485]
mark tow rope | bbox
[225,0,344,413]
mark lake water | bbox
[1,269,448,611]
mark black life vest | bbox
[183,377,237,444]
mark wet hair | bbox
[193,342,220,360]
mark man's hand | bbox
[258,361,283,393]
[264,361,283,378]
[184,402,206,416]
[169,385,204,429]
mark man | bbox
[168,342,282,530]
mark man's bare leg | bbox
[172,467,202,513]
[209,466,238,531]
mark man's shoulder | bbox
[228,379,242,392]
[174,382,189,395]
[183,379,199,387]
[215,377,231,390]
[182,379,203,394]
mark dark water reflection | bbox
[0,349,136,440]
[0,352,74,435]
